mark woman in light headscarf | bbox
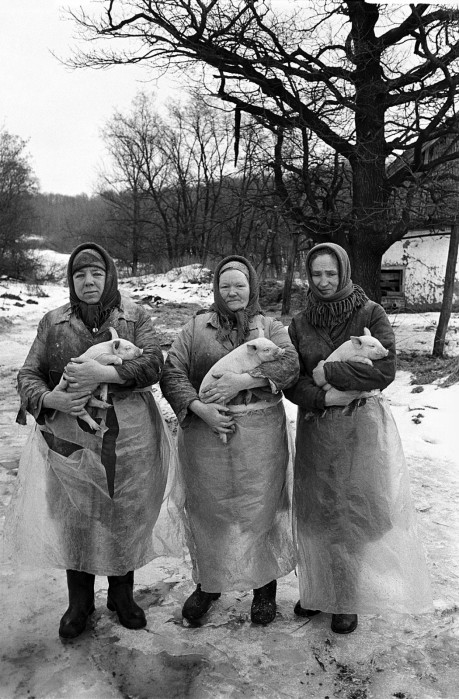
[160,255,299,625]
[5,243,174,639]
[285,243,432,634]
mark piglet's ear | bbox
[363,327,372,336]
[350,336,363,348]
[246,343,257,352]
[113,340,121,350]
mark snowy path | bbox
[0,273,458,699]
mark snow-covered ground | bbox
[0,252,458,698]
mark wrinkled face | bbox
[73,266,106,304]
[218,269,250,311]
[310,254,340,297]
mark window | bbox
[380,267,405,310]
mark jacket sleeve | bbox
[114,307,164,389]
[16,315,53,423]
[248,318,300,392]
[159,319,199,426]
[282,318,327,411]
[323,304,396,392]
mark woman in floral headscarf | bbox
[160,255,299,625]
[285,243,432,634]
[5,243,174,640]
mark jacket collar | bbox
[206,311,260,333]
[54,293,136,325]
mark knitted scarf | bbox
[303,243,368,328]
[208,255,262,346]
[67,242,121,332]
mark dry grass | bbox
[397,352,459,386]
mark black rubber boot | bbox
[251,580,277,625]
[59,570,95,640]
[182,584,221,622]
[331,613,358,634]
[294,601,321,618]
[107,571,146,630]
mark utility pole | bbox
[433,219,459,358]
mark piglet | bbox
[199,337,285,443]
[58,327,143,435]
[315,327,388,392]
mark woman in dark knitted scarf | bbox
[285,243,432,634]
[161,255,299,626]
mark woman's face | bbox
[310,254,340,297]
[218,269,250,311]
[73,266,106,303]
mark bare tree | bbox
[70,1,459,299]
[162,97,235,263]
[0,130,37,278]
[99,93,167,273]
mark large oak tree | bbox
[71,1,459,299]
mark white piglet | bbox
[58,326,143,435]
[199,337,285,443]
[317,327,389,392]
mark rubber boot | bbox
[294,601,321,618]
[331,613,358,634]
[107,571,146,629]
[59,570,95,640]
[251,580,277,625]
[182,584,221,622]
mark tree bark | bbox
[346,236,384,303]
[433,221,459,358]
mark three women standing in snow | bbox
[6,243,431,639]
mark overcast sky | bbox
[2,1,458,197]
[0,1,177,196]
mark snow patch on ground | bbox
[1,257,459,698]
[120,263,214,306]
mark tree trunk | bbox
[346,240,383,302]
[131,192,140,276]
[281,232,299,315]
[433,221,459,358]
[331,228,384,302]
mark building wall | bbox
[382,230,459,310]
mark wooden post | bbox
[432,220,459,358]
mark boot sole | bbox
[59,605,95,639]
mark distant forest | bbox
[30,180,297,279]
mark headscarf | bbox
[67,242,121,332]
[209,255,262,346]
[71,248,106,274]
[303,243,368,328]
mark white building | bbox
[381,227,458,311]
